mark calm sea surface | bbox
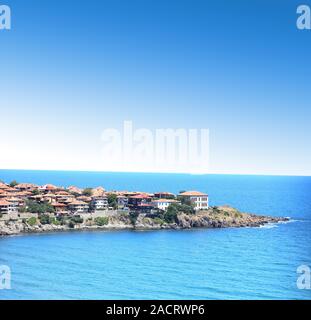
[0,170,310,299]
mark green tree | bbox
[82,188,93,196]
[26,200,55,214]
[10,180,18,188]
[164,205,178,223]
[108,194,118,209]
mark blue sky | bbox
[0,0,310,175]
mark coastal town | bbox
[0,181,209,217]
[0,180,287,236]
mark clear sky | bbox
[0,0,310,175]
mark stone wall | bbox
[0,212,38,221]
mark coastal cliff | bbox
[0,206,288,236]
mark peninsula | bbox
[0,181,288,236]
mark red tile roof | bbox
[179,191,208,196]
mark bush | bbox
[153,217,165,225]
[94,217,109,226]
[39,214,51,225]
[70,216,83,224]
[68,221,75,228]
[56,216,66,225]
[26,200,55,214]
[27,217,37,226]
[129,212,139,226]
[50,217,60,225]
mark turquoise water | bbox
[0,170,311,299]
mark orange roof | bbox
[67,186,82,193]
[0,200,10,206]
[15,183,38,189]
[69,200,88,205]
[130,194,151,199]
[179,191,208,196]
[155,192,175,195]
[41,184,58,190]
[0,183,9,189]
[52,202,67,207]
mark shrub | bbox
[94,217,109,226]
[56,216,66,225]
[129,212,139,226]
[70,216,83,224]
[68,221,75,228]
[50,217,60,225]
[39,214,51,225]
[27,217,37,226]
[153,217,165,225]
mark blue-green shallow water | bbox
[0,170,310,299]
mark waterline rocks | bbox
[0,206,289,236]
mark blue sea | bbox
[0,169,310,300]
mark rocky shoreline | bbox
[0,206,289,236]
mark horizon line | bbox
[0,168,310,178]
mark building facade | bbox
[179,191,209,210]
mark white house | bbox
[68,200,89,214]
[0,199,18,215]
[91,197,108,211]
[179,191,209,210]
[152,199,179,211]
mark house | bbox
[92,186,106,197]
[90,196,108,211]
[154,192,175,199]
[179,191,209,210]
[117,195,128,210]
[128,194,152,207]
[15,183,38,191]
[128,194,153,213]
[68,200,89,214]
[0,199,18,214]
[52,202,68,215]
[39,184,59,193]
[42,193,57,203]
[0,200,10,214]
[152,199,179,211]
[67,186,82,195]
[7,197,23,209]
